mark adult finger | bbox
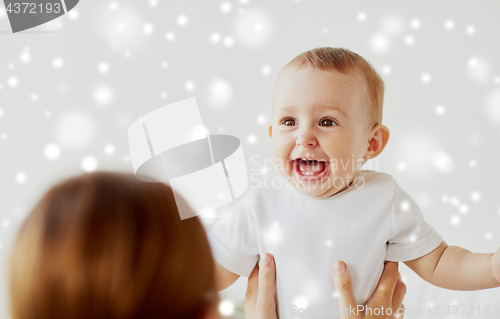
[372,262,400,302]
[245,263,264,319]
[392,274,406,311]
[256,253,276,308]
[332,261,358,313]
[245,263,260,303]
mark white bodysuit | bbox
[207,170,443,319]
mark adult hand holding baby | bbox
[245,253,278,319]
[245,253,406,319]
[333,261,406,319]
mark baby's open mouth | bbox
[293,159,329,177]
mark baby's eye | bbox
[281,118,297,126]
[319,118,337,126]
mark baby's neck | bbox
[327,170,360,197]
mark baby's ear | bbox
[365,124,390,160]
[268,125,273,138]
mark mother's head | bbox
[9,172,219,319]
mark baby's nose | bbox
[296,132,317,147]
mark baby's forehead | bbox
[274,68,368,104]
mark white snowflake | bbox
[292,295,309,309]
[404,35,415,46]
[256,114,267,125]
[44,143,61,160]
[435,104,446,115]
[450,215,460,226]
[470,191,481,201]
[467,57,490,84]
[410,19,421,29]
[104,144,116,155]
[218,300,235,316]
[397,161,406,171]
[81,156,98,172]
[370,33,390,53]
[109,2,118,10]
[221,2,232,13]
[223,36,234,47]
[432,150,454,173]
[20,51,31,63]
[93,85,114,106]
[7,76,19,87]
[247,134,257,144]
[143,23,154,35]
[444,19,455,30]
[421,73,432,83]
[234,9,272,48]
[15,172,27,184]
[185,81,195,91]
[177,15,188,26]
[261,65,271,75]
[382,15,404,36]
[459,204,468,214]
[165,32,175,41]
[210,32,221,43]
[357,12,367,21]
[68,9,79,19]
[56,111,94,149]
[208,77,232,108]
[98,62,110,73]
[400,200,410,211]
[53,57,64,69]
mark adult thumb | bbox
[332,261,357,314]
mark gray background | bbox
[1,0,500,318]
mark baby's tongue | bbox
[299,160,326,173]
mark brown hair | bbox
[275,47,385,128]
[9,172,217,319]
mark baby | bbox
[208,47,500,318]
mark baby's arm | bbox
[214,259,241,291]
[404,241,500,290]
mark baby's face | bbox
[269,66,372,199]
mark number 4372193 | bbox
[6,3,62,14]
